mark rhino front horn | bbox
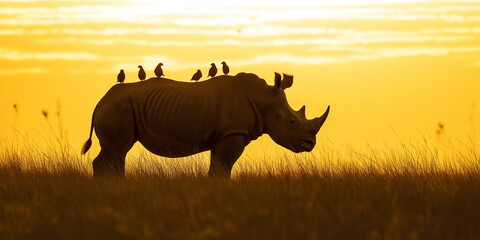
[311,106,330,134]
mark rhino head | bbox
[263,72,330,153]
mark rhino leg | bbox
[93,149,128,177]
[92,152,106,176]
[208,135,245,178]
[93,104,136,177]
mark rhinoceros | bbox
[81,72,330,177]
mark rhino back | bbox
[97,76,263,149]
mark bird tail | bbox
[81,107,96,155]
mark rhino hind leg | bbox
[93,149,128,177]
[93,130,135,177]
[208,135,245,178]
[92,106,136,177]
[92,152,106,177]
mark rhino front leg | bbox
[208,135,245,178]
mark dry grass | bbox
[1,132,480,239]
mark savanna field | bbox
[1,117,480,239]
[2,0,480,239]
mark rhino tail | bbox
[81,139,92,155]
[81,109,95,155]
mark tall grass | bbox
[1,130,478,178]
[1,108,480,239]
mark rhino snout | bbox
[298,139,316,152]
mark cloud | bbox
[37,34,475,48]
[106,55,185,73]
[0,67,47,75]
[248,46,480,65]
[215,46,480,67]
[101,46,480,73]
[1,3,480,26]
[0,48,100,61]
[17,26,479,38]
[0,29,24,35]
[470,61,480,67]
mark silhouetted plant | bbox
[41,110,48,119]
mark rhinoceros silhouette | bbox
[81,72,330,177]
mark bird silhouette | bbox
[191,69,202,82]
[208,63,217,78]
[138,65,146,81]
[154,63,164,78]
[117,69,125,84]
[221,61,229,75]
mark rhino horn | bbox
[297,105,306,118]
[310,106,330,134]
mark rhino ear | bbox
[274,72,282,88]
[280,73,293,89]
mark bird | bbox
[191,69,202,82]
[117,69,125,84]
[154,62,164,78]
[208,63,217,78]
[138,65,146,81]
[221,61,229,75]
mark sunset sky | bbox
[1,0,480,149]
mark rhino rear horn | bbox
[311,106,330,134]
[297,105,306,118]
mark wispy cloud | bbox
[0,48,100,61]
[2,14,478,26]
[1,1,479,73]
[236,46,480,66]
[1,4,480,26]
[11,26,478,38]
[0,67,47,75]
[106,55,184,73]
[0,29,24,35]
[37,34,475,48]
[101,46,480,72]
[470,60,480,67]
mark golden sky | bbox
[1,0,480,148]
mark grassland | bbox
[1,135,480,239]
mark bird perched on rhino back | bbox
[208,63,217,78]
[138,65,146,81]
[154,63,164,78]
[191,69,202,82]
[117,69,125,84]
[221,61,229,75]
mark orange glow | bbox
[1,0,480,149]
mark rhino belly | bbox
[138,135,210,158]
